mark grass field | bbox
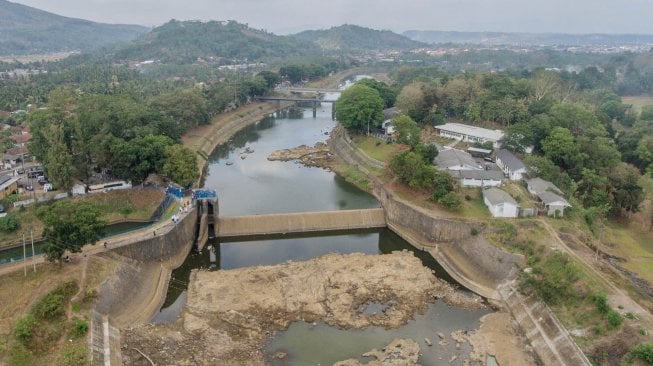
[352,135,397,162]
[622,95,653,115]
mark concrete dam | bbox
[216,208,387,237]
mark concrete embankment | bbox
[217,208,386,237]
[329,125,521,299]
[330,125,592,365]
[95,207,198,327]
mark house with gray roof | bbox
[496,149,527,181]
[483,187,519,218]
[435,123,504,148]
[434,149,482,171]
[449,169,504,187]
[537,191,571,217]
[526,177,562,196]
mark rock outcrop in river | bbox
[121,251,484,365]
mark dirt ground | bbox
[121,251,488,365]
[468,312,537,365]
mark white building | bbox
[537,191,572,217]
[483,188,519,218]
[496,149,527,181]
[526,177,562,196]
[449,170,504,187]
[435,123,504,148]
[434,149,482,171]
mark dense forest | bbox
[0,0,147,55]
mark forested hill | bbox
[0,0,148,55]
[106,20,321,64]
[295,24,428,51]
[403,30,653,46]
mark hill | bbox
[106,20,320,64]
[295,24,428,51]
[0,0,148,55]
[403,30,653,47]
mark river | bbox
[156,87,488,365]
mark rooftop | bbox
[434,149,480,170]
[537,191,571,207]
[496,149,526,171]
[483,187,518,206]
[526,177,562,195]
[435,123,504,141]
[454,169,505,180]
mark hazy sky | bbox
[10,0,653,35]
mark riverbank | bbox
[120,251,486,365]
[182,102,283,182]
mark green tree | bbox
[162,144,200,187]
[389,151,425,184]
[37,201,106,264]
[150,88,209,130]
[110,135,174,183]
[392,115,421,148]
[608,163,644,213]
[541,127,577,170]
[335,84,384,133]
[356,78,397,108]
[45,124,74,191]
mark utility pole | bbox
[30,229,35,272]
[22,232,26,277]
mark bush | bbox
[470,227,478,236]
[593,293,610,314]
[606,310,622,329]
[631,343,653,364]
[71,319,89,338]
[0,213,20,233]
[520,252,580,305]
[464,194,472,201]
[33,293,65,320]
[438,192,462,210]
[14,314,37,342]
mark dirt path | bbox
[539,219,653,327]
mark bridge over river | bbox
[254,96,338,118]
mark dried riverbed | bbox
[121,251,486,365]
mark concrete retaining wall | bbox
[330,125,522,299]
[94,208,198,327]
[217,208,386,237]
[499,282,592,365]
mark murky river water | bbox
[155,87,487,365]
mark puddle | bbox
[264,300,489,366]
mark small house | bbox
[434,149,482,171]
[483,187,519,218]
[449,170,504,187]
[496,149,527,181]
[537,191,571,217]
[526,177,562,196]
[0,174,19,199]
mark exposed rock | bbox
[333,338,420,366]
[267,142,333,168]
[122,252,484,365]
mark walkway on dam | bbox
[216,208,386,237]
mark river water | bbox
[155,89,488,365]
